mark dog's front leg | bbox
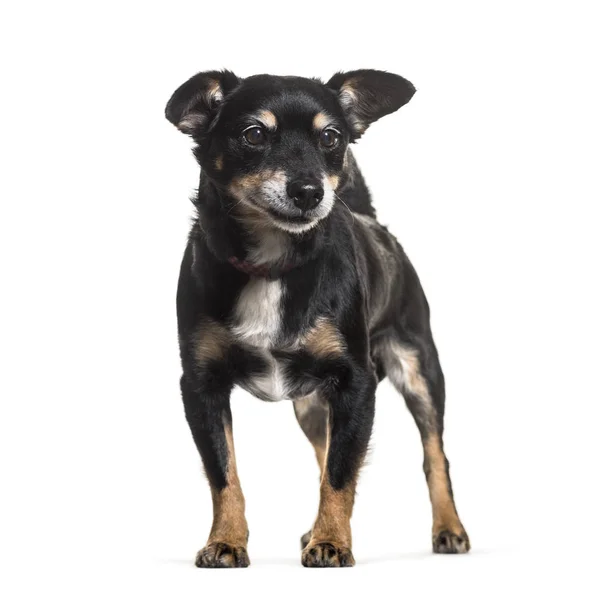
[301,368,376,568]
[180,374,249,568]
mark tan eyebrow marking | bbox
[257,110,277,129]
[313,112,332,131]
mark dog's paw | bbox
[302,542,355,567]
[433,529,470,554]
[195,542,250,568]
[300,530,312,550]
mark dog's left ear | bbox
[165,70,240,136]
[326,69,416,139]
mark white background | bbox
[1,1,596,598]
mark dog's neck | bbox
[191,175,328,271]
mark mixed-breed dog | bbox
[166,68,469,567]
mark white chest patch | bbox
[232,277,283,348]
[233,276,290,401]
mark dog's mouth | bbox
[267,206,313,225]
[240,195,325,232]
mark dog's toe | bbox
[302,542,354,567]
[195,542,250,568]
[433,529,470,554]
[300,530,312,550]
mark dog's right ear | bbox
[165,70,240,136]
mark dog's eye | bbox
[320,128,340,148]
[244,127,266,145]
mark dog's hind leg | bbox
[293,393,329,549]
[376,334,470,553]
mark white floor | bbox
[6,541,592,599]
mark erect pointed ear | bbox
[326,69,416,139]
[165,70,240,136]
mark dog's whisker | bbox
[226,197,246,215]
[334,192,355,225]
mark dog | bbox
[165,69,470,568]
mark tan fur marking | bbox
[193,319,230,364]
[398,346,433,403]
[338,80,366,133]
[206,78,224,103]
[229,171,269,193]
[327,174,340,190]
[207,424,248,546]
[338,80,357,108]
[313,112,331,130]
[228,170,287,229]
[229,169,284,195]
[313,441,327,473]
[295,396,328,472]
[302,318,344,358]
[353,122,366,134]
[309,477,356,548]
[177,79,223,133]
[424,433,464,536]
[214,155,224,171]
[258,110,277,130]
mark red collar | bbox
[228,256,295,279]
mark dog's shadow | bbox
[159,550,494,568]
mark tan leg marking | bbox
[424,433,468,537]
[310,478,355,547]
[294,394,330,551]
[207,425,248,545]
[196,424,249,567]
[377,336,469,553]
[313,442,327,473]
[302,476,356,567]
[214,154,224,171]
[294,394,329,473]
[378,339,436,429]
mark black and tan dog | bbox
[166,69,470,568]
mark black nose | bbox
[287,179,324,212]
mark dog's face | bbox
[166,70,415,233]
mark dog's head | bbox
[166,70,415,233]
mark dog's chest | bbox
[232,277,283,348]
[231,277,293,401]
